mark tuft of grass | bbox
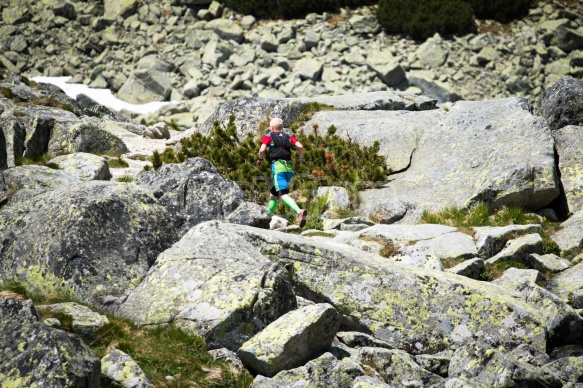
[358,237,398,258]
[441,256,466,269]
[421,202,541,228]
[480,260,528,281]
[0,86,13,99]
[290,102,337,131]
[17,97,74,112]
[304,231,335,238]
[12,109,25,117]
[15,153,56,168]
[116,175,134,183]
[127,154,148,161]
[108,157,129,169]
[2,280,253,387]
[304,196,328,230]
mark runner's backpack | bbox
[269,132,292,162]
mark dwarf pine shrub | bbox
[152,115,389,209]
[377,0,475,40]
[465,0,532,23]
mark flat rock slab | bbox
[352,224,457,248]
[238,303,340,376]
[3,165,81,191]
[205,223,551,355]
[304,109,444,172]
[529,253,571,273]
[358,98,559,223]
[408,231,477,260]
[446,258,485,280]
[299,91,437,111]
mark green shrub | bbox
[116,175,134,183]
[464,0,532,23]
[542,239,561,256]
[152,115,389,224]
[377,0,475,40]
[107,157,129,169]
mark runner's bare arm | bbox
[258,143,267,165]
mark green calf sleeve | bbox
[268,199,278,214]
[282,195,300,214]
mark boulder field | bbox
[1,69,583,385]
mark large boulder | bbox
[103,0,138,21]
[540,77,583,131]
[0,296,100,387]
[553,125,583,212]
[134,158,246,234]
[238,303,340,376]
[169,222,552,355]
[0,181,178,309]
[304,109,444,173]
[358,98,559,223]
[299,91,437,112]
[117,221,297,350]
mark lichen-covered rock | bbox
[508,344,551,368]
[3,165,81,193]
[270,215,288,230]
[540,357,583,383]
[192,223,550,355]
[358,98,559,223]
[134,158,245,234]
[251,352,365,387]
[552,125,583,211]
[209,348,245,373]
[0,181,178,309]
[225,201,272,229]
[391,246,444,271]
[317,186,350,213]
[529,253,571,273]
[0,296,100,387]
[415,353,451,377]
[446,258,484,280]
[238,303,340,377]
[336,332,392,350]
[540,77,583,131]
[448,342,562,387]
[352,375,391,387]
[48,152,112,181]
[101,349,152,388]
[118,221,297,350]
[553,210,583,251]
[473,224,543,259]
[299,91,437,111]
[352,347,443,386]
[494,270,583,347]
[0,113,26,168]
[407,232,477,261]
[549,261,583,302]
[143,122,170,140]
[35,302,109,338]
[485,233,543,265]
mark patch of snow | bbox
[31,76,174,115]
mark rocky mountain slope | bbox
[2,61,583,386]
[0,0,581,129]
